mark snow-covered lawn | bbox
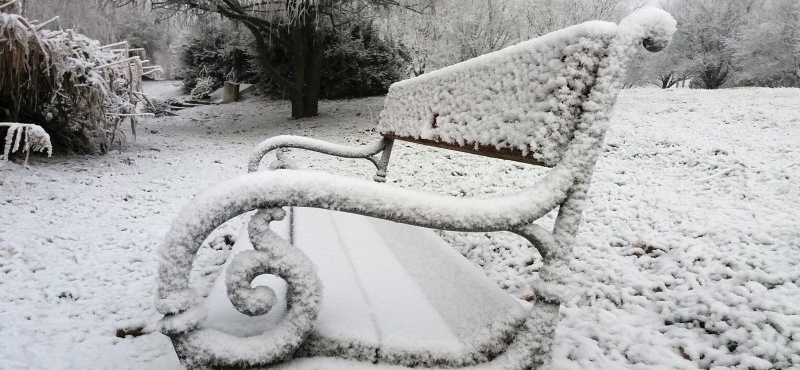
[1,84,798,370]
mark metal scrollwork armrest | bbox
[248,135,395,182]
[155,168,576,368]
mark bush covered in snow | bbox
[319,20,409,99]
[177,20,256,95]
[0,8,151,154]
[190,76,216,100]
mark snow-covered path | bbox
[1,85,798,369]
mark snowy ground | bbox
[1,83,798,370]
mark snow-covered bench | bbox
[155,8,675,370]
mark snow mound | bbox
[1,122,53,162]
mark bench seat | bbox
[202,207,529,365]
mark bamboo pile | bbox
[0,0,161,153]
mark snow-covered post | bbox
[222,82,240,104]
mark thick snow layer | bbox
[0,85,798,369]
[378,8,675,167]
[379,23,614,167]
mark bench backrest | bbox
[378,10,674,167]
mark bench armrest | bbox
[248,135,393,177]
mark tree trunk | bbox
[243,9,324,119]
[660,73,673,89]
[700,64,729,89]
[289,12,323,119]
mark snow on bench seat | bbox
[202,207,528,363]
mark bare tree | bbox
[379,2,440,76]
[521,0,625,39]
[385,0,627,72]
[663,0,761,89]
[443,0,518,62]
[657,71,690,89]
[729,0,800,86]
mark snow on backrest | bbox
[378,21,619,167]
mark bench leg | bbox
[373,138,394,183]
[517,300,560,370]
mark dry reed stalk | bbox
[99,41,128,49]
[0,0,19,12]
[96,56,140,69]
[110,48,145,53]
[33,16,59,31]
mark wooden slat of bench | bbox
[383,132,550,167]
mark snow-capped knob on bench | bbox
[619,7,677,53]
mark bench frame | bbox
[155,9,675,370]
